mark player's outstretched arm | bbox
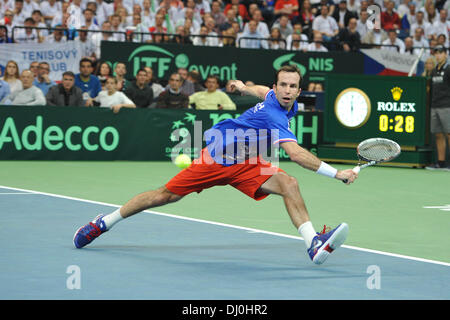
[281,141,358,184]
[227,80,270,100]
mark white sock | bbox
[298,221,317,248]
[102,208,124,230]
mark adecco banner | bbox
[100,41,364,86]
[0,106,322,161]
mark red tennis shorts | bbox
[165,148,284,200]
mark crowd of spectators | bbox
[0,0,449,109]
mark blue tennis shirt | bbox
[204,89,298,166]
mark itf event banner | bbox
[0,42,82,81]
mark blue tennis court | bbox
[0,185,448,300]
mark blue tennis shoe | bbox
[307,223,349,265]
[73,215,107,249]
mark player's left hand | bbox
[336,169,358,185]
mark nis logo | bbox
[377,87,416,113]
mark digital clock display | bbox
[324,74,427,147]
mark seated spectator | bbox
[156,72,189,109]
[286,23,309,49]
[332,0,356,29]
[189,75,236,110]
[95,77,136,113]
[0,22,13,43]
[12,0,27,27]
[312,5,339,41]
[296,0,315,36]
[356,10,371,40]
[272,14,294,40]
[40,0,62,26]
[74,26,97,58]
[412,27,429,53]
[432,9,450,42]
[289,32,308,51]
[114,62,130,92]
[187,70,205,92]
[267,27,286,50]
[382,29,405,53]
[222,27,237,47]
[242,9,270,38]
[403,36,415,54]
[92,21,115,58]
[362,27,388,46]
[33,62,56,95]
[144,66,164,100]
[436,33,448,49]
[95,61,113,90]
[410,11,433,39]
[307,32,329,52]
[124,68,154,108]
[237,20,268,49]
[274,0,299,21]
[45,71,84,107]
[171,25,193,45]
[0,60,23,95]
[224,0,250,22]
[14,17,43,43]
[337,17,361,51]
[177,67,195,96]
[3,70,46,106]
[381,0,401,30]
[75,58,102,106]
[31,10,48,37]
[45,26,67,43]
[0,76,11,104]
[193,25,219,46]
[29,61,39,79]
[211,0,226,27]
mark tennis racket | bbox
[342,138,401,183]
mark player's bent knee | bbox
[161,186,183,203]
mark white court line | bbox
[1,184,449,267]
[0,192,35,195]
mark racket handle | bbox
[342,166,360,184]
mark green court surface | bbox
[0,160,449,263]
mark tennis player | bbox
[73,65,358,265]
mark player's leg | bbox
[257,171,349,265]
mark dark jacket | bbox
[46,84,84,107]
[124,81,154,108]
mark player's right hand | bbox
[227,80,245,93]
[336,169,358,185]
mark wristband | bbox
[316,161,338,178]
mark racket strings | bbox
[358,141,400,162]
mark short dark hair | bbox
[79,57,93,67]
[136,68,147,75]
[275,65,302,87]
[62,71,75,78]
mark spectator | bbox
[274,0,299,21]
[356,9,370,40]
[432,9,450,42]
[203,16,220,46]
[332,0,356,29]
[67,0,83,29]
[222,26,237,47]
[3,70,46,106]
[362,26,388,46]
[401,2,417,32]
[31,10,48,37]
[410,11,433,39]
[223,0,250,22]
[237,19,268,49]
[12,0,27,26]
[82,8,100,33]
[267,27,286,49]
[189,75,236,110]
[338,17,361,51]
[124,68,154,108]
[95,77,136,113]
[176,67,195,96]
[40,0,62,26]
[144,66,164,100]
[95,61,113,89]
[397,0,412,18]
[74,26,97,58]
[296,0,315,36]
[210,0,226,27]
[242,9,270,38]
[412,27,430,54]
[312,5,339,41]
[403,36,415,54]
[381,0,401,30]
[289,32,308,51]
[286,23,308,49]
[193,25,217,46]
[219,6,239,32]
[307,32,329,52]
[22,0,40,17]
[33,62,56,95]
[0,73,11,104]
[94,0,114,26]
[29,61,39,79]
[422,55,436,78]
[437,33,448,48]
[92,21,114,58]
[171,25,193,44]
[0,18,13,43]
[45,71,84,107]
[75,57,102,106]
[1,60,23,95]
[114,62,130,92]
[156,72,189,109]
[14,17,42,43]
[187,70,205,92]
[272,14,294,39]
[147,13,168,43]
[382,29,405,53]
[45,26,67,43]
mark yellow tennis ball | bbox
[174,154,192,169]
